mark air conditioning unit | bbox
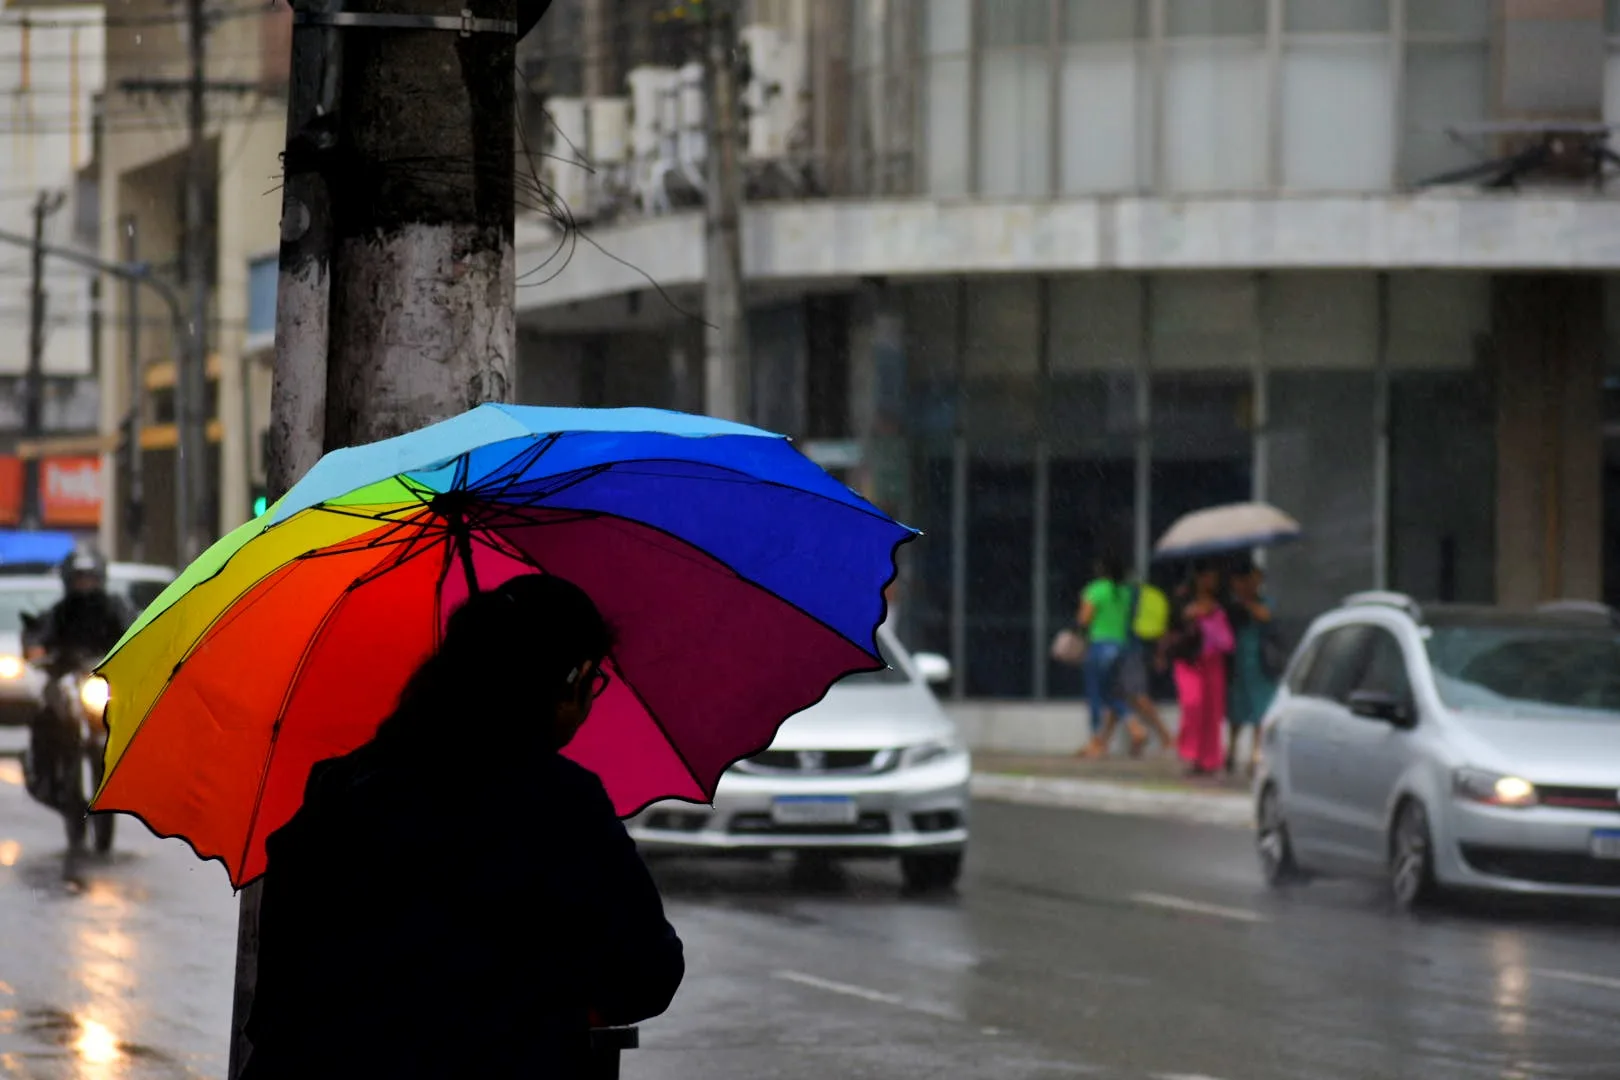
[544,97,590,217]
[740,23,807,161]
[627,65,678,162]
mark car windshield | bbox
[837,638,911,686]
[1425,623,1620,718]
[0,587,62,634]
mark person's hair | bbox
[1095,550,1127,585]
[375,573,615,753]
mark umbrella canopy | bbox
[1153,502,1300,561]
[91,405,915,886]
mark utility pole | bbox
[178,0,212,565]
[702,0,749,423]
[226,0,541,1072]
[23,190,66,529]
[123,217,145,560]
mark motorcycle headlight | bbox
[79,676,110,718]
[899,737,960,770]
[0,655,22,680]
[1453,768,1537,809]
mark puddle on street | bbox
[19,1008,168,1065]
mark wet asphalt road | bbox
[1,740,1619,1080]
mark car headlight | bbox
[0,655,22,680]
[899,738,960,770]
[1453,768,1538,809]
[79,676,109,718]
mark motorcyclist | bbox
[23,548,132,676]
[21,548,132,870]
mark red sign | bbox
[41,456,103,527]
[0,457,20,526]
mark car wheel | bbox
[1389,799,1439,912]
[901,852,962,893]
[1256,784,1305,888]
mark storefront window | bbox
[1044,275,1140,697]
[1148,274,1256,588]
[901,284,963,660]
[1387,273,1494,603]
[1263,274,1379,644]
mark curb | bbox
[971,772,1254,829]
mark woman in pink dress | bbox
[1172,562,1235,777]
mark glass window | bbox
[1060,17,1149,193]
[921,0,972,196]
[1163,40,1269,192]
[924,0,972,53]
[1388,273,1494,604]
[1401,43,1490,185]
[982,0,1050,46]
[965,279,1040,377]
[1166,0,1266,36]
[1287,0,1388,33]
[1607,6,1620,128]
[247,255,278,338]
[1285,634,1323,694]
[1405,0,1491,38]
[1356,628,1412,701]
[1426,622,1620,716]
[977,52,1052,196]
[1281,41,1396,191]
[1150,274,1261,370]
[1046,276,1140,697]
[1301,626,1369,703]
[1064,0,1143,41]
[966,453,1035,696]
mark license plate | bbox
[771,796,857,827]
[1591,830,1620,860]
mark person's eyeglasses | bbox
[581,664,611,700]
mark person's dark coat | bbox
[26,591,132,673]
[240,735,684,1079]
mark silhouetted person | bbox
[242,573,684,1079]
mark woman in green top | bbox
[1077,553,1134,759]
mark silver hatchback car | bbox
[1255,593,1620,909]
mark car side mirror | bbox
[913,652,952,686]
[1348,689,1413,728]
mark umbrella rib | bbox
[233,539,406,878]
[464,433,562,503]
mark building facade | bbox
[514,0,1620,700]
[93,0,286,565]
[0,2,106,542]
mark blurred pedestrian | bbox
[242,574,685,1080]
[1171,561,1235,777]
[1225,559,1280,778]
[1106,574,1175,757]
[1076,552,1133,759]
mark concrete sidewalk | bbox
[970,750,1255,829]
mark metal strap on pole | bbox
[293,9,517,35]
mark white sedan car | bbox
[628,626,970,891]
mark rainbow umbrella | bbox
[90,405,914,887]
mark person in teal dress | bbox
[1225,559,1278,778]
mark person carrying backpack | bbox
[1112,574,1175,757]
